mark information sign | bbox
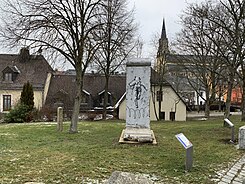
[175,133,193,171]
[175,133,192,149]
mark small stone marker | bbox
[175,133,193,171]
[57,107,63,132]
[224,118,235,142]
[239,126,245,149]
[119,59,156,144]
[106,171,153,184]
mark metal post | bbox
[186,146,193,171]
[231,126,235,142]
[224,118,235,142]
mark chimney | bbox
[19,47,30,62]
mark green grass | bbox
[0,116,244,183]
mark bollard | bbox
[239,126,245,149]
[57,107,63,132]
[186,146,193,171]
[224,118,235,142]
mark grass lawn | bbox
[0,116,245,183]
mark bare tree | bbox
[0,0,103,132]
[135,37,144,58]
[93,0,137,119]
[205,0,245,120]
[176,1,227,118]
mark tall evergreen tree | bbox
[20,81,34,110]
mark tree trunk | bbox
[103,76,109,120]
[69,68,83,133]
[241,78,245,121]
[197,92,200,112]
[224,75,233,119]
[205,99,210,118]
[151,85,159,121]
[158,86,162,121]
[205,88,210,118]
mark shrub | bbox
[20,81,34,110]
[4,104,32,123]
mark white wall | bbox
[119,85,186,121]
[0,90,44,112]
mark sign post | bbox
[175,133,193,171]
[224,118,235,142]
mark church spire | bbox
[157,17,169,57]
[155,18,169,71]
[161,18,167,39]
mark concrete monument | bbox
[119,59,156,144]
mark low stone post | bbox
[239,126,245,149]
[57,107,63,132]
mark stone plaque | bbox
[126,59,151,128]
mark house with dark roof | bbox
[44,71,126,118]
[0,48,53,112]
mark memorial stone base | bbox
[119,128,157,145]
[239,126,245,149]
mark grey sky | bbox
[0,0,200,69]
[129,0,200,57]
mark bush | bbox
[4,104,33,123]
[20,81,34,111]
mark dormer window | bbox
[4,73,13,82]
[81,90,90,104]
[2,66,20,82]
[99,90,112,106]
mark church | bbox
[154,19,206,111]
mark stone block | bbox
[106,171,153,184]
[119,128,157,144]
[238,126,245,149]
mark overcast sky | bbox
[0,0,201,69]
[129,0,200,58]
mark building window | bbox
[3,95,11,111]
[200,92,203,97]
[81,94,88,104]
[170,112,176,121]
[100,95,111,105]
[99,90,111,106]
[159,111,165,120]
[4,73,13,81]
[157,91,163,101]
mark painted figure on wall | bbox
[128,76,147,108]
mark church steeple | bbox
[155,18,169,72]
[157,17,169,57]
[161,18,167,40]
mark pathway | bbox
[218,155,245,184]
